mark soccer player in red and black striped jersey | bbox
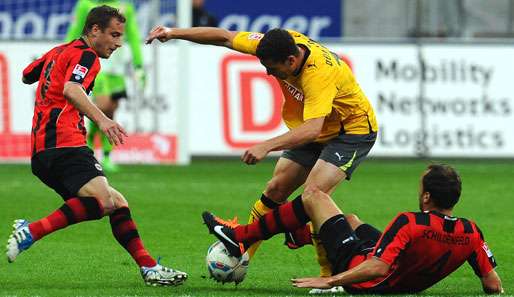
[203,164,503,294]
[6,5,187,286]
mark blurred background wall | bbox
[1,0,513,163]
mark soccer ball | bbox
[206,241,249,284]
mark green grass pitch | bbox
[0,159,512,297]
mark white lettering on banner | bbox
[46,14,70,40]
[282,16,309,34]
[4,43,514,157]
[14,12,44,39]
[219,15,331,40]
[376,60,493,86]
[377,92,511,117]
[0,13,12,39]
[0,4,172,41]
[378,125,504,150]
[326,45,514,157]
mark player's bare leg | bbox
[5,177,109,263]
[6,176,186,285]
[301,159,348,277]
[246,157,309,258]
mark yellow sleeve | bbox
[232,32,264,55]
[302,70,338,120]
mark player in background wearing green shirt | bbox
[66,0,145,172]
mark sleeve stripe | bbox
[468,251,482,277]
[374,214,409,257]
[68,50,96,83]
[460,218,474,234]
[488,254,497,268]
[44,108,62,149]
[77,50,96,68]
[23,59,45,84]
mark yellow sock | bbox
[246,199,273,258]
[310,223,333,277]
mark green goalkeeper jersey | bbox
[66,0,143,74]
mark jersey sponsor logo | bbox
[72,64,88,79]
[482,242,493,257]
[248,33,263,40]
[283,81,304,102]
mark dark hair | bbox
[422,164,462,209]
[82,5,126,35]
[256,28,299,63]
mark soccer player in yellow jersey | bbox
[146,26,378,277]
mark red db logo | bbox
[221,54,287,149]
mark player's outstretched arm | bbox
[292,258,390,289]
[63,82,127,145]
[145,26,238,49]
[481,270,504,294]
[22,53,48,85]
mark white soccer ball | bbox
[206,241,249,284]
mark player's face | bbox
[261,56,296,80]
[92,18,124,59]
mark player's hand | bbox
[241,143,270,165]
[98,118,128,146]
[145,25,173,44]
[291,277,332,289]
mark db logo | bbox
[221,54,288,149]
[219,53,354,149]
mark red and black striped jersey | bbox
[346,211,497,294]
[23,38,100,155]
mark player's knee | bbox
[345,213,363,226]
[110,187,129,209]
[301,187,325,208]
[264,178,289,202]
[91,189,115,215]
[303,184,322,197]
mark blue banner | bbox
[0,0,178,40]
[0,0,77,40]
[204,0,342,39]
[0,0,341,40]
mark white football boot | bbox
[141,259,188,286]
[6,219,34,263]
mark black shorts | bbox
[319,214,382,275]
[31,146,105,200]
[281,132,376,180]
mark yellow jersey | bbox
[232,30,378,142]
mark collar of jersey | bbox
[429,210,456,220]
[78,37,90,49]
